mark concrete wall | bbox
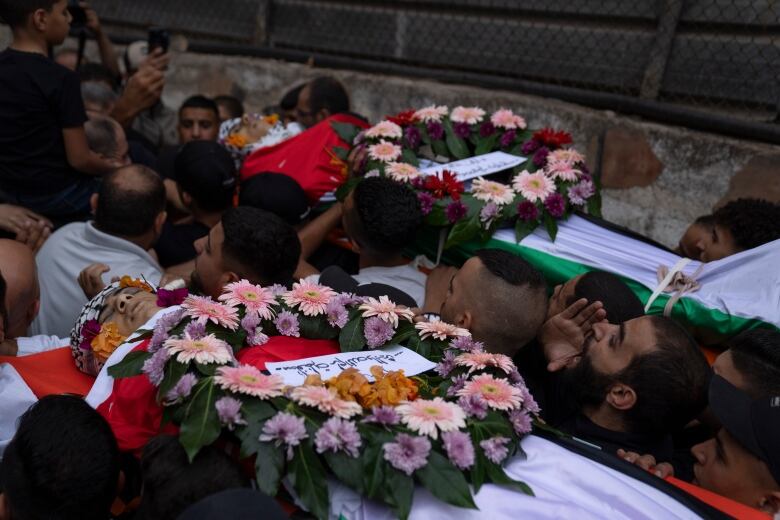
[159,51,780,248]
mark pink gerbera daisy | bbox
[365,120,403,140]
[450,106,486,125]
[385,162,422,183]
[547,148,585,166]
[289,385,363,419]
[457,373,523,411]
[545,159,582,182]
[218,280,277,320]
[367,140,402,163]
[282,279,337,317]
[359,295,415,328]
[471,177,515,205]
[181,295,240,330]
[413,105,448,123]
[490,109,526,130]
[396,397,466,439]
[214,364,285,399]
[512,170,556,203]
[415,321,471,342]
[164,332,233,365]
[454,351,515,374]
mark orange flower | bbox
[264,114,280,125]
[90,322,127,362]
[364,366,418,408]
[119,276,153,293]
[326,368,372,403]
[225,133,250,148]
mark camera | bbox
[148,27,170,54]
[67,0,87,30]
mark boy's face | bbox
[39,0,72,45]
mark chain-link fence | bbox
[90,0,780,141]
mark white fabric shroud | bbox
[492,215,780,328]
[329,435,701,520]
[0,364,37,459]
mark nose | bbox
[193,236,205,254]
[191,123,202,138]
[690,439,710,465]
[591,321,613,340]
[116,294,133,314]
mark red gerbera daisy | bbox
[386,109,419,127]
[533,128,573,149]
[424,170,465,200]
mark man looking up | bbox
[295,76,350,129]
[32,165,165,337]
[430,248,548,358]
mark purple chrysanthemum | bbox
[508,368,524,386]
[458,393,489,419]
[509,409,533,435]
[521,139,540,155]
[544,192,566,218]
[479,121,496,138]
[164,373,198,405]
[314,417,362,458]
[479,201,499,224]
[445,201,468,224]
[568,179,595,206]
[520,385,540,414]
[427,121,444,140]
[517,200,539,221]
[454,122,471,139]
[450,336,484,352]
[417,192,435,216]
[532,146,549,167]
[383,433,431,475]
[446,374,469,397]
[404,126,422,149]
[268,284,287,297]
[500,129,517,148]
[149,309,186,351]
[215,396,247,430]
[435,350,458,377]
[184,321,207,340]
[259,411,308,460]
[363,316,394,348]
[326,301,349,329]
[274,311,300,338]
[241,314,269,345]
[142,347,170,386]
[480,436,511,464]
[441,431,475,470]
[362,405,400,426]
[334,292,362,307]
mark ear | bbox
[760,491,780,514]
[316,108,331,123]
[31,9,48,31]
[221,270,240,288]
[605,383,637,411]
[25,298,41,325]
[90,193,99,213]
[181,191,193,208]
[154,211,167,236]
[457,310,473,330]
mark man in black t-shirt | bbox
[0,0,116,225]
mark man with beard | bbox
[539,306,710,463]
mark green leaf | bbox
[330,121,361,144]
[514,219,539,243]
[254,439,285,496]
[431,139,450,158]
[237,399,277,457]
[416,450,477,509]
[444,120,470,160]
[445,215,480,249]
[194,362,218,376]
[424,203,449,227]
[335,177,361,202]
[289,443,330,520]
[107,350,152,378]
[474,133,499,155]
[361,434,392,501]
[324,451,365,494]
[299,314,339,340]
[587,190,603,218]
[390,321,417,346]
[401,148,420,167]
[543,212,559,242]
[179,379,221,461]
[384,467,414,520]
[157,360,189,401]
[485,462,534,496]
[332,145,350,161]
[338,316,365,352]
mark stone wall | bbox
[159,51,780,247]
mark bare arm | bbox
[82,2,120,79]
[110,51,168,127]
[62,126,115,175]
[297,202,343,261]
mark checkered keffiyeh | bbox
[69,282,122,376]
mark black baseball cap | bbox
[238,172,311,226]
[709,374,780,485]
[176,488,287,520]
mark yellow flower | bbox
[90,322,127,362]
[264,114,280,125]
[225,133,250,148]
[119,276,153,293]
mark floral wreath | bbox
[330,105,601,246]
[110,279,540,519]
[70,277,188,376]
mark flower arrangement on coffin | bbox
[109,280,540,519]
[331,105,601,245]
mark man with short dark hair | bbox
[84,115,130,169]
[32,165,165,337]
[547,270,645,323]
[178,95,220,144]
[295,76,349,129]
[0,395,120,520]
[191,206,301,299]
[214,94,244,123]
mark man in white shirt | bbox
[31,165,166,338]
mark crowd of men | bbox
[2,1,780,519]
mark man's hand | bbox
[15,220,51,254]
[0,204,53,253]
[538,298,606,372]
[80,1,102,34]
[111,50,168,126]
[78,263,110,299]
[617,449,675,478]
[421,265,458,314]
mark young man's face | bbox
[697,224,740,262]
[42,0,72,45]
[99,287,159,337]
[439,257,481,327]
[178,108,219,143]
[581,317,657,376]
[295,84,319,129]
[191,223,228,299]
